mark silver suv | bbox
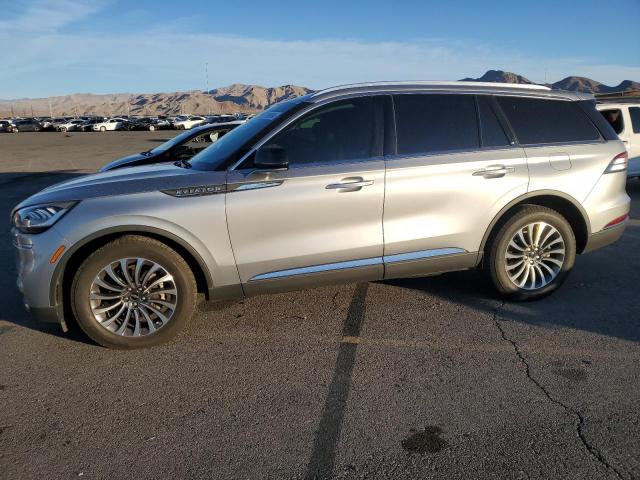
[12,81,630,348]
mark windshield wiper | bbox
[173,159,192,169]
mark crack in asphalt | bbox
[492,300,625,480]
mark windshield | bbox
[188,97,309,171]
[148,129,201,154]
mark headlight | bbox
[12,201,77,234]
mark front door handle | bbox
[326,177,374,191]
[472,165,515,178]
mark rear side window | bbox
[497,97,601,145]
[599,109,624,134]
[262,97,375,165]
[393,94,479,155]
[629,107,640,134]
[477,96,510,147]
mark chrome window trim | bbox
[248,248,467,282]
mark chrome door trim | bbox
[249,257,383,282]
[248,247,467,282]
[383,248,466,263]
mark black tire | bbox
[485,205,576,301]
[71,235,197,348]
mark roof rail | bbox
[311,80,551,97]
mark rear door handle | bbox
[472,165,515,178]
[326,178,374,191]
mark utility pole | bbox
[31,104,34,118]
[205,62,210,115]
[48,98,53,118]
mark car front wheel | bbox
[485,205,576,301]
[71,235,197,348]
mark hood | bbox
[99,152,153,172]
[15,164,226,210]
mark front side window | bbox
[629,107,640,134]
[260,97,375,165]
[393,94,479,155]
[498,97,601,145]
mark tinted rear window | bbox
[629,107,640,134]
[394,94,479,155]
[497,97,601,145]
[477,96,510,147]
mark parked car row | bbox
[0,113,249,133]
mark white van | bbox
[597,103,640,177]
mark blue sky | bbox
[1,0,639,99]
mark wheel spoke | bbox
[147,299,176,310]
[144,274,174,293]
[115,308,132,335]
[101,303,127,328]
[138,305,156,334]
[142,302,171,325]
[90,292,121,301]
[93,300,124,315]
[93,276,124,293]
[105,264,127,287]
[120,259,134,287]
[132,309,141,337]
[134,258,144,286]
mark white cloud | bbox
[0,2,638,98]
[0,0,103,34]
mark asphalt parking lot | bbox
[1,132,639,479]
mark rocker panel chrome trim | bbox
[248,248,467,282]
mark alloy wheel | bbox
[504,222,566,290]
[89,258,178,337]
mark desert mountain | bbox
[0,84,313,118]
[1,71,638,118]
[462,70,640,94]
[461,70,534,85]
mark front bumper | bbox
[13,227,70,327]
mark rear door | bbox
[226,96,386,294]
[383,93,529,278]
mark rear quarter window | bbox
[497,97,601,145]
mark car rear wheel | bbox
[71,235,197,348]
[60,127,67,132]
[485,205,576,301]
[100,126,106,132]
[148,125,156,131]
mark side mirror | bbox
[255,145,288,169]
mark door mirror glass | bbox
[255,144,288,169]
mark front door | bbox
[226,96,386,294]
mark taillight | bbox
[604,152,628,174]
